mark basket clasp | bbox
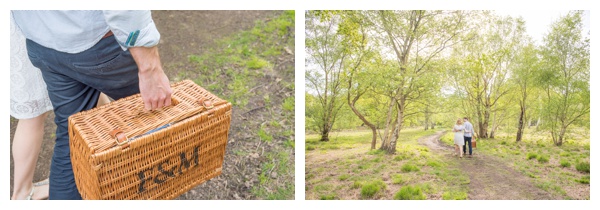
[109,129,130,149]
[198,99,214,110]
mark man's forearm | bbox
[129,46,172,110]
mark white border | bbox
[2,1,597,209]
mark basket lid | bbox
[68,80,230,153]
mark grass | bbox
[576,176,590,184]
[401,164,420,173]
[470,128,589,199]
[537,155,549,163]
[442,190,468,200]
[187,10,294,108]
[339,174,350,181]
[576,161,590,173]
[306,128,472,199]
[360,180,386,199]
[251,150,294,199]
[391,174,407,184]
[527,152,538,160]
[258,125,273,142]
[394,185,426,200]
[560,159,571,168]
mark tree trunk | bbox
[555,126,567,146]
[480,108,490,138]
[516,105,525,142]
[348,93,378,149]
[381,102,404,154]
[320,127,330,142]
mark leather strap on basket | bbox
[109,129,130,149]
[109,98,226,150]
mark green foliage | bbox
[351,181,362,189]
[426,160,443,168]
[576,175,590,184]
[537,155,549,163]
[338,174,350,181]
[258,125,273,142]
[360,180,386,199]
[527,153,538,160]
[442,191,468,200]
[367,149,385,155]
[246,56,269,69]
[394,185,426,200]
[391,174,407,184]
[320,194,336,200]
[576,161,590,173]
[284,139,295,149]
[560,159,571,168]
[401,164,420,173]
[282,96,295,111]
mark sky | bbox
[495,10,591,45]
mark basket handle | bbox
[109,97,225,150]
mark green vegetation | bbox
[537,155,549,163]
[394,185,426,200]
[442,190,468,200]
[360,180,386,199]
[305,10,589,200]
[391,174,407,185]
[576,161,590,173]
[320,194,336,200]
[560,159,571,168]
[527,153,538,160]
[339,174,350,181]
[401,164,420,173]
[306,129,470,200]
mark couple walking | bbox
[453,117,476,158]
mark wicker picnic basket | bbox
[68,80,231,200]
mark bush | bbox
[576,161,590,173]
[394,185,426,200]
[527,153,538,160]
[401,164,420,173]
[537,155,549,163]
[360,180,386,199]
[442,191,467,200]
[306,145,315,151]
[560,159,571,168]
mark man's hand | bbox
[129,46,172,110]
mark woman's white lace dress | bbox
[10,14,53,119]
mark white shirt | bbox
[11,10,160,53]
[464,121,473,137]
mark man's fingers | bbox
[156,96,165,110]
[164,96,172,107]
[151,99,159,111]
[144,98,152,111]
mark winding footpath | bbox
[419,131,556,200]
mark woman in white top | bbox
[453,119,465,158]
[10,14,110,200]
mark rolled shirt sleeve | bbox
[103,10,160,50]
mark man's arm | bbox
[103,11,172,110]
[129,46,172,110]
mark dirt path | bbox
[419,131,556,200]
